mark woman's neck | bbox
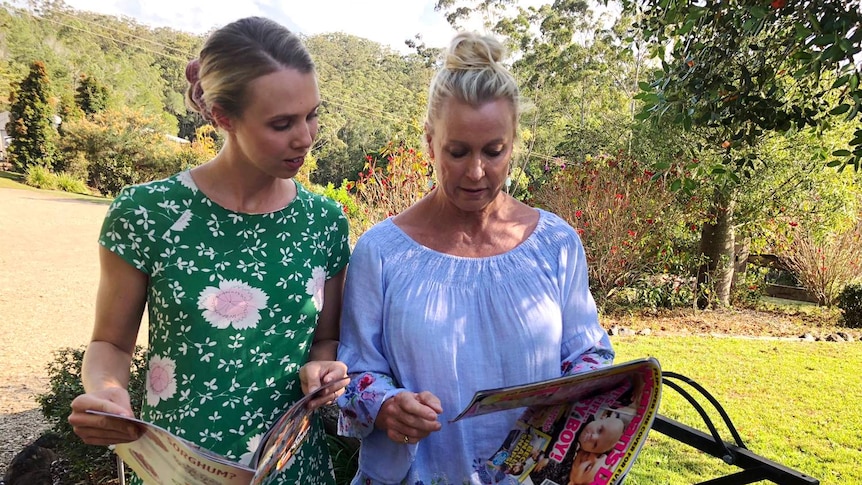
[191,150,296,214]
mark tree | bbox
[619,0,862,307]
[74,73,108,115]
[8,60,57,172]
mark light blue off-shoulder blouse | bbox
[337,209,614,485]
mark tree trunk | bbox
[732,238,750,294]
[696,189,736,309]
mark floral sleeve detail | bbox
[337,371,401,438]
[560,340,615,376]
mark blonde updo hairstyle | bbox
[185,16,314,124]
[425,32,520,137]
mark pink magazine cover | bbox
[459,358,661,485]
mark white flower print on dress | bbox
[305,266,327,311]
[239,433,262,466]
[168,209,193,233]
[177,170,198,192]
[146,355,177,406]
[198,279,269,330]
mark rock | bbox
[3,432,60,485]
[637,328,652,336]
[799,333,816,342]
[825,333,846,342]
[837,332,854,342]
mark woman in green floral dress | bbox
[67,16,350,484]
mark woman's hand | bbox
[375,391,443,445]
[299,360,349,411]
[68,387,142,446]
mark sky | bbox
[60,0,516,54]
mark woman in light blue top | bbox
[336,32,614,485]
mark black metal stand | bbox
[652,372,819,485]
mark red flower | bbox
[789,221,798,227]
[615,193,624,199]
[627,230,637,237]
[575,210,583,218]
[771,0,786,8]
[358,374,375,391]
[690,224,698,231]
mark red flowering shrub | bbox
[349,142,433,233]
[528,152,683,306]
[778,216,862,307]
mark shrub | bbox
[350,142,433,230]
[36,346,147,484]
[838,283,862,328]
[731,267,768,309]
[55,172,91,195]
[25,165,58,190]
[529,152,684,307]
[779,217,862,307]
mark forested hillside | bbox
[0,0,432,185]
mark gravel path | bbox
[0,187,147,476]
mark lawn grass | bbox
[614,336,862,484]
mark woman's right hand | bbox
[68,387,142,445]
[375,390,443,445]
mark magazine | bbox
[87,378,345,485]
[456,358,662,485]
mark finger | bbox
[415,391,443,414]
[320,362,348,383]
[74,426,140,445]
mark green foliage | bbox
[75,73,109,115]
[837,283,862,328]
[23,165,90,194]
[731,267,768,309]
[36,346,147,484]
[55,171,91,194]
[625,0,862,171]
[59,107,187,195]
[326,434,360,485]
[24,164,57,190]
[8,60,57,171]
[305,33,431,186]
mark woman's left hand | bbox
[299,360,349,411]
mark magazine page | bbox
[249,377,349,485]
[87,411,254,485]
[452,358,660,422]
[472,359,661,485]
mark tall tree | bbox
[621,0,862,306]
[74,73,108,115]
[8,60,57,171]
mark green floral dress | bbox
[99,170,350,484]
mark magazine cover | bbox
[462,358,661,485]
[88,378,345,485]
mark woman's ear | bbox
[210,105,233,131]
[424,123,434,159]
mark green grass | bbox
[614,336,862,484]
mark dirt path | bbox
[0,187,147,476]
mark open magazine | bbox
[456,358,661,485]
[87,379,345,485]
